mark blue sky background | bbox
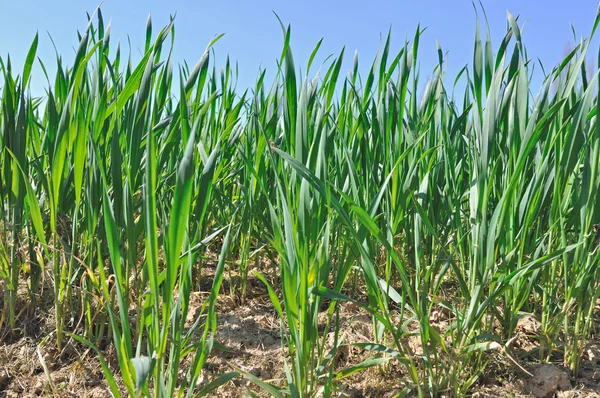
[1,1,599,96]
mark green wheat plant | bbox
[2,4,600,398]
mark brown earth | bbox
[2,265,600,397]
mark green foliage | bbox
[1,4,600,397]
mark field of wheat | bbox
[1,5,600,397]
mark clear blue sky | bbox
[1,1,599,96]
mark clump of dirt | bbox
[525,364,571,398]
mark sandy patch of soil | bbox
[2,265,600,397]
